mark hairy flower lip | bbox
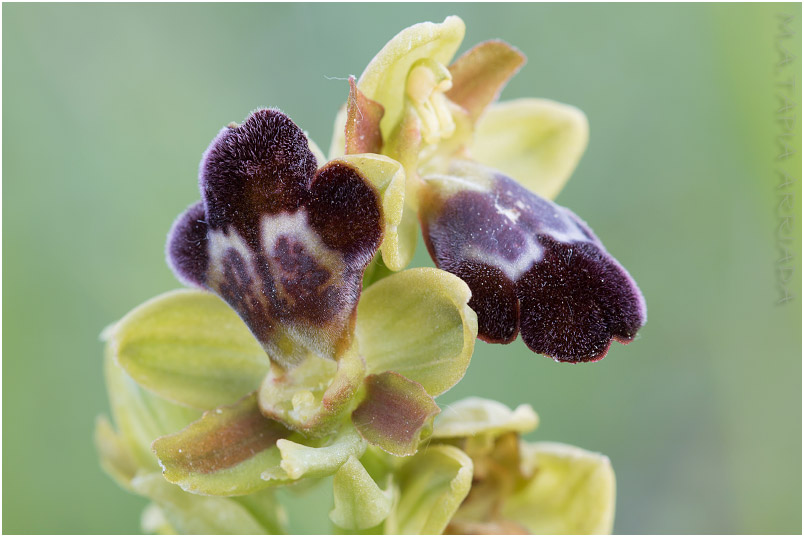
[420,161,646,363]
[97,15,629,535]
[167,109,384,368]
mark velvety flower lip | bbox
[167,109,384,368]
[420,161,646,362]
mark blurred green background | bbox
[3,3,801,534]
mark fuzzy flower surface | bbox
[96,15,642,535]
[330,15,646,362]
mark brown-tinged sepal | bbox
[446,40,526,123]
[351,371,440,457]
[345,76,384,155]
[152,392,293,496]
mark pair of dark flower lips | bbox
[168,108,645,366]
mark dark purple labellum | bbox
[167,109,383,368]
[420,161,646,363]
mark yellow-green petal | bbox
[330,456,394,530]
[358,16,465,141]
[385,444,473,534]
[335,154,408,271]
[277,427,367,480]
[472,98,589,200]
[111,289,270,410]
[153,393,292,496]
[356,267,477,396]
[502,442,616,534]
[132,473,285,534]
[433,397,539,439]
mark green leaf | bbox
[132,473,285,534]
[356,267,477,396]
[277,427,367,480]
[472,98,589,200]
[385,444,473,534]
[335,154,408,271]
[330,456,394,530]
[446,40,526,122]
[153,392,293,496]
[351,372,440,457]
[111,289,270,410]
[103,341,201,471]
[258,350,365,437]
[433,397,539,439]
[501,442,616,534]
[357,16,465,141]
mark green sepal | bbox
[103,340,201,472]
[110,289,270,410]
[472,98,589,200]
[356,268,477,396]
[152,392,293,496]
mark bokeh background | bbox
[3,3,801,534]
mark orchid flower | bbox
[96,16,645,535]
[433,398,615,535]
[330,15,646,362]
[98,108,478,532]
